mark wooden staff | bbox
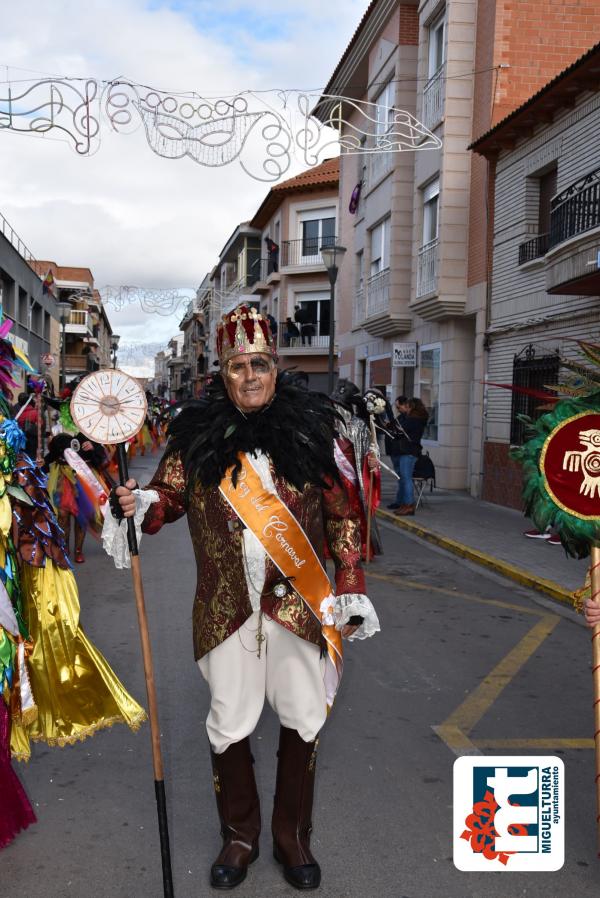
[116,443,174,898]
[591,544,600,856]
[365,416,377,564]
[35,392,44,466]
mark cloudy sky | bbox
[0,0,367,374]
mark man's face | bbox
[224,352,277,412]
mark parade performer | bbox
[108,305,379,890]
[0,577,36,847]
[0,329,147,772]
[508,338,600,848]
[45,418,111,563]
[330,379,382,559]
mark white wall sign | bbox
[392,342,417,368]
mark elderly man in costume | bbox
[112,305,379,891]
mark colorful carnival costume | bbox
[45,432,110,563]
[9,449,146,761]
[104,306,379,890]
[0,539,36,848]
[331,380,382,559]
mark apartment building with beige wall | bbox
[247,158,340,392]
[316,0,600,492]
[317,0,478,489]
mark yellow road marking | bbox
[474,738,594,750]
[368,570,590,753]
[442,615,559,734]
[367,570,546,616]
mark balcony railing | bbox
[68,309,89,326]
[353,287,365,327]
[248,258,279,283]
[365,268,390,318]
[278,321,330,351]
[416,238,439,297]
[518,233,550,265]
[549,167,600,249]
[220,272,261,299]
[280,236,336,268]
[0,211,36,262]
[422,64,445,131]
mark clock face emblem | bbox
[70,369,147,445]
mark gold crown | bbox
[216,305,277,367]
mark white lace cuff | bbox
[334,593,380,641]
[101,489,159,570]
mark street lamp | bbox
[320,244,346,394]
[110,334,121,368]
[57,301,72,392]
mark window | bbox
[419,345,441,441]
[422,178,439,246]
[510,345,560,445]
[301,216,336,257]
[538,167,557,235]
[356,251,364,291]
[374,81,395,144]
[294,291,331,337]
[428,13,445,78]
[370,217,391,276]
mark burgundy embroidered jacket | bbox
[142,452,366,660]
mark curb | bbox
[376,508,573,606]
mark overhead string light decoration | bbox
[0,75,442,181]
[100,285,196,316]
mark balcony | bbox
[64,309,92,335]
[353,271,411,336]
[546,166,600,295]
[248,258,281,293]
[518,233,549,265]
[416,238,439,298]
[367,147,394,189]
[280,237,336,270]
[277,321,331,355]
[422,64,445,131]
[353,288,365,328]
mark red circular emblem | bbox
[541,412,600,520]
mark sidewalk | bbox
[376,464,589,604]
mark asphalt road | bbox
[4,453,600,897]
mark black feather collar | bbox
[166,370,340,495]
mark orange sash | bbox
[219,452,343,707]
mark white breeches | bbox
[198,611,327,754]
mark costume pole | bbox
[591,544,600,857]
[116,442,174,898]
[365,416,377,565]
[35,392,43,466]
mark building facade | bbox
[315,0,600,491]
[247,158,340,392]
[0,214,57,391]
[472,43,600,508]
[178,297,207,399]
[31,261,113,388]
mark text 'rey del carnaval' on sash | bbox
[219,452,343,708]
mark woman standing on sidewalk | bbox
[388,397,428,516]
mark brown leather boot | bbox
[272,726,321,890]
[394,503,415,516]
[210,738,261,889]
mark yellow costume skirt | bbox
[11,562,146,761]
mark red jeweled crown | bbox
[216,305,277,366]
